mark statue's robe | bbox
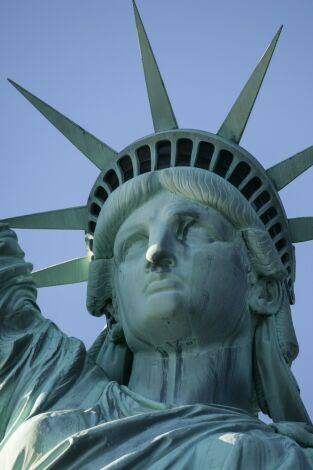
[1,224,313,469]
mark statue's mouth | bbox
[144,274,182,295]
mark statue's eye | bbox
[177,217,196,241]
[177,217,216,244]
[122,235,148,260]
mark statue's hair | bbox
[87,167,298,367]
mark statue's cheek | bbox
[188,248,248,344]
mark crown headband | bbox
[2,1,313,304]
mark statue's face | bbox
[113,190,251,353]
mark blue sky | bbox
[1,0,313,418]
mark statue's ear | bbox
[248,277,283,316]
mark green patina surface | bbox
[1,1,313,468]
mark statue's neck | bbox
[128,343,255,413]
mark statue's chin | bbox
[145,288,183,309]
[125,292,194,349]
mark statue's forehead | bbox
[116,190,236,239]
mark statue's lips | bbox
[144,274,182,295]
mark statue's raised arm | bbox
[0,223,91,448]
[0,222,43,437]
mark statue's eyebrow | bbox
[161,208,219,241]
[161,200,202,219]
[165,208,200,222]
[164,204,236,241]
[163,203,212,223]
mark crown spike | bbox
[218,26,283,144]
[267,146,313,191]
[132,1,178,132]
[32,256,90,288]
[8,79,117,170]
[1,206,87,230]
[288,218,313,243]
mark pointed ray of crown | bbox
[7,79,117,171]
[266,146,313,191]
[132,0,178,132]
[288,218,313,243]
[32,257,90,288]
[218,26,282,144]
[2,2,313,303]
[2,206,88,230]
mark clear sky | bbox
[1,0,313,419]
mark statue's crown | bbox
[3,1,313,304]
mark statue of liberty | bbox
[1,2,313,468]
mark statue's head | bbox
[88,167,289,349]
[87,166,310,423]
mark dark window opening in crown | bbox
[176,139,193,166]
[88,221,96,234]
[90,202,101,217]
[228,161,251,187]
[269,222,282,238]
[260,207,277,225]
[104,169,119,191]
[195,142,214,169]
[241,177,262,200]
[213,150,233,178]
[95,186,108,203]
[137,145,151,174]
[118,155,134,182]
[156,140,171,170]
[275,238,286,252]
[252,190,270,211]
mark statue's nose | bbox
[145,243,176,268]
